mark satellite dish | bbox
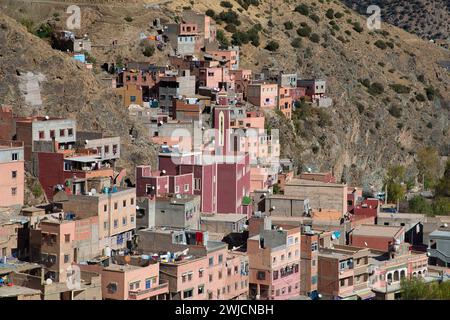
[162,170,166,174]
[45,115,50,120]
[124,255,131,264]
[364,242,368,246]
[444,223,448,228]
[85,140,89,144]
[45,278,53,285]
[136,206,140,210]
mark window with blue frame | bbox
[312,275,318,285]
[145,278,152,289]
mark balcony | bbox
[128,281,169,300]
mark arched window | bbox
[387,273,392,283]
[400,270,406,279]
[393,270,399,281]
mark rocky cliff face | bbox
[341,0,450,40]
[0,12,157,192]
[1,0,449,190]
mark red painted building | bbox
[135,165,194,198]
[350,225,405,252]
[156,106,252,216]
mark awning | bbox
[356,289,376,300]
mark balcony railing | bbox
[128,282,169,300]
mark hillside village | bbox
[0,1,450,301]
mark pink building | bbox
[198,66,234,91]
[230,69,252,98]
[0,141,24,207]
[247,222,301,300]
[205,46,240,70]
[368,243,429,300]
[157,106,252,216]
[80,255,169,300]
[135,165,194,198]
[247,82,278,108]
[35,214,100,283]
[230,110,265,130]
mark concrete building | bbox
[376,212,425,247]
[247,82,278,108]
[59,187,136,252]
[79,255,169,300]
[13,116,77,161]
[182,11,216,46]
[205,46,240,70]
[158,70,196,115]
[200,213,247,236]
[278,73,298,88]
[278,86,293,119]
[154,194,201,230]
[0,259,102,300]
[350,225,405,252]
[247,222,301,300]
[265,195,311,218]
[136,165,194,198]
[369,243,429,300]
[299,225,319,297]
[284,179,347,217]
[297,79,326,100]
[0,141,25,207]
[318,245,374,300]
[230,69,252,98]
[165,23,201,56]
[136,228,249,300]
[33,135,120,200]
[428,228,450,268]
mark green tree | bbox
[417,147,440,190]
[384,165,406,204]
[401,278,450,300]
[435,160,450,198]
[408,196,432,215]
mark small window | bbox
[218,254,223,264]
[68,128,73,136]
[104,204,107,212]
[39,131,45,139]
[209,257,214,266]
[11,188,17,196]
[114,219,118,228]
[11,171,17,179]
[130,198,134,205]
[257,271,265,280]
[64,234,70,243]
[50,130,55,138]
[198,285,204,295]
[123,200,127,207]
[114,202,118,210]
[59,129,65,137]
[105,146,110,154]
[122,217,127,226]
[11,153,19,161]
[64,254,70,263]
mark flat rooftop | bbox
[352,224,403,238]
[286,178,344,188]
[103,263,142,272]
[377,212,425,220]
[0,285,41,298]
[201,213,246,223]
[429,229,450,239]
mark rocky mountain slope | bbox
[0,11,158,188]
[341,0,450,40]
[1,0,449,190]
